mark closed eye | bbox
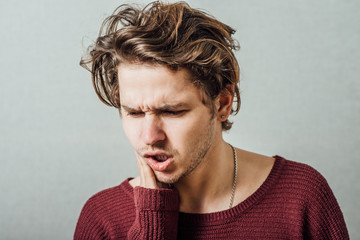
[127,111,144,117]
[162,110,187,116]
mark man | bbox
[74,1,349,239]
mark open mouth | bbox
[151,154,169,162]
[143,152,173,171]
[144,153,171,162]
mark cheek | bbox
[122,118,140,146]
[165,114,210,144]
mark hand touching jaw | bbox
[119,63,223,188]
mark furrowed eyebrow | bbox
[121,105,139,112]
[157,103,189,111]
[121,103,189,112]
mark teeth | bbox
[154,155,168,161]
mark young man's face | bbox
[118,63,221,184]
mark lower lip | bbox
[147,157,173,172]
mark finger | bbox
[136,157,146,186]
[136,155,158,189]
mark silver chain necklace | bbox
[228,144,238,209]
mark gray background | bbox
[1,0,359,239]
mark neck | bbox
[174,140,235,213]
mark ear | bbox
[216,84,234,122]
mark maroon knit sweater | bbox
[74,156,349,239]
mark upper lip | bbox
[143,151,172,158]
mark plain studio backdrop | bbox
[0,0,359,239]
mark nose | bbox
[142,115,166,146]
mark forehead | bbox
[117,63,193,93]
[117,63,202,108]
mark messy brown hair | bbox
[80,1,240,130]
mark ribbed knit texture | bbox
[74,156,349,239]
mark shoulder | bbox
[273,157,349,238]
[279,156,320,175]
[259,155,339,210]
[74,179,135,239]
[274,156,344,222]
[276,156,330,192]
[273,156,330,194]
[82,179,134,213]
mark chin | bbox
[155,172,181,185]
